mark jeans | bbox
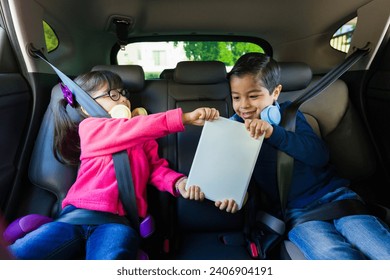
[286,187,390,260]
[9,221,139,260]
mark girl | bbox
[9,70,218,259]
[220,52,390,259]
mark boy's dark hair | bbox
[227,52,281,94]
[53,70,123,165]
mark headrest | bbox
[160,68,174,79]
[91,65,145,92]
[174,61,227,84]
[279,62,312,91]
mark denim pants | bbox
[286,187,390,259]
[9,221,139,260]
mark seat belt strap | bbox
[33,49,108,118]
[56,208,130,225]
[289,199,370,228]
[112,151,140,231]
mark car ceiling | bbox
[4,0,387,74]
[35,0,370,46]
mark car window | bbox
[43,20,59,52]
[330,17,357,53]
[117,41,264,79]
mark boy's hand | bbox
[177,178,205,201]
[215,199,239,213]
[182,107,219,126]
[244,119,273,139]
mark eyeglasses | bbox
[93,89,129,101]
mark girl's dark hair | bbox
[227,52,281,94]
[53,70,123,165]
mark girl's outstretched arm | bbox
[182,107,219,126]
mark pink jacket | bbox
[62,108,185,218]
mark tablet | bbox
[185,117,264,209]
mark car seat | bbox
[278,71,379,259]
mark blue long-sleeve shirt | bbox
[230,102,349,213]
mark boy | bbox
[220,52,390,259]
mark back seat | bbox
[141,61,244,259]
[11,58,381,260]
[139,61,316,259]
[145,60,379,260]
[143,61,314,259]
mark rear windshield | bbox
[117,41,264,79]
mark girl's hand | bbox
[244,119,274,139]
[177,178,205,201]
[182,107,219,126]
[215,199,239,213]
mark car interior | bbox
[1,0,390,261]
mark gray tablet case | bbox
[186,117,264,209]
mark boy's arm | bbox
[266,111,330,167]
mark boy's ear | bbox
[273,84,282,99]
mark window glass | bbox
[117,41,264,79]
[43,21,59,52]
[330,17,357,53]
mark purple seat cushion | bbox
[3,214,53,244]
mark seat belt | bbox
[289,199,370,228]
[277,46,370,222]
[32,48,143,233]
[112,152,140,231]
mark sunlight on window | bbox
[330,17,357,53]
[43,21,59,52]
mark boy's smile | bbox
[230,74,281,120]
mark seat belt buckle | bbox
[163,238,170,254]
[248,241,259,258]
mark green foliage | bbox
[43,21,59,52]
[144,72,160,79]
[182,41,264,65]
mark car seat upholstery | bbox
[279,76,377,187]
[139,61,247,259]
[91,64,145,109]
[28,84,79,217]
[159,68,174,79]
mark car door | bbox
[0,14,31,215]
